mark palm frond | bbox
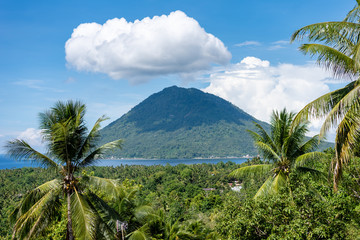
[291,21,359,50]
[319,79,360,138]
[254,171,288,199]
[78,139,123,168]
[295,152,327,167]
[292,79,360,129]
[269,171,288,194]
[289,134,321,161]
[229,164,272,179]
[127,224,151,240]
[271,110,295,152]
[70,189,97,240]
[86,192,120,239]
[85,176,124,200]
[49,119,73,165]
[299,43,356,79]
[255,141,281,162]
[333,105,360,190]
[12,184,61,239]
[11,179,61,220]
[133,205,155,223]
[5,139,59,169]
[253,176,274,199]
[40,100,88,165]
[247,125,276,152]
[343,3,360,22]
[284,122,309,159]
[76,115,109,161]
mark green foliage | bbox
[291,0,360,190]
[2,154,360,239]
[99,86,271,158]
[0,161,237,239]
[100,86,332,159]
[4,100,124,239]
[217,174,360,239]
[230,109,325,199]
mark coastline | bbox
[101,155,253,161]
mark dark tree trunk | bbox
[66,191,74,240]
[66,175,75,240]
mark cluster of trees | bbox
[3,1,360,239]
[0,162,239,239]
[2,152,360,239]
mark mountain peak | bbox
[100,86,263,158]
[118,85,255,132]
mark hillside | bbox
[99,86,332,159]
[99,86,270,159]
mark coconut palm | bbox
[5,100,123,240]
[230,109,325,199]
[290,1,360,190]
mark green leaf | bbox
[78,139,123,168]
[5,139,59,169]
[70,189,97,240]
[295,152,327,167]
[11,181,62,239]
[229,164,272,179]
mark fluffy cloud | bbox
[65,11,231,83]
[18,128,43,147]
[203,57,334,124]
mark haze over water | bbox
[0,155,247,169]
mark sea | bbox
[0,154,248,169]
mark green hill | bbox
[99,86,270,158]
[99,86,332,159]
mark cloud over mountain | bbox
[203,57,333,123]
[65,11,231,83]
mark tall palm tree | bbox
[5,100,123,240]
[290,0,360,190]
[230,109,325,199]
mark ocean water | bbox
[0,155,248,169]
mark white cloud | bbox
[268,40,289,50]
[202,57,335,125]
[272,40,289,45]
[235,41,261,47]
[65,11,231,83]
[18,128,44,147]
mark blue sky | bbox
[0,0,355,150]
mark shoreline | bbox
[100,156,253,161]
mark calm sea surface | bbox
[0,155,248,169]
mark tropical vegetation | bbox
[4,1,360,239]
[291,0,360,190]
[229,109,325,198]
[2,156,360,239]
[5,101,124,239]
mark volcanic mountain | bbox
[99,86,272,159]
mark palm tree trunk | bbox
[67,191,74,240]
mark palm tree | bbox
[5,100,123,239]
[230,109,325,199]
[290,1,360,190]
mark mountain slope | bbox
[100,86,332,159]
[100,86,269,159]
